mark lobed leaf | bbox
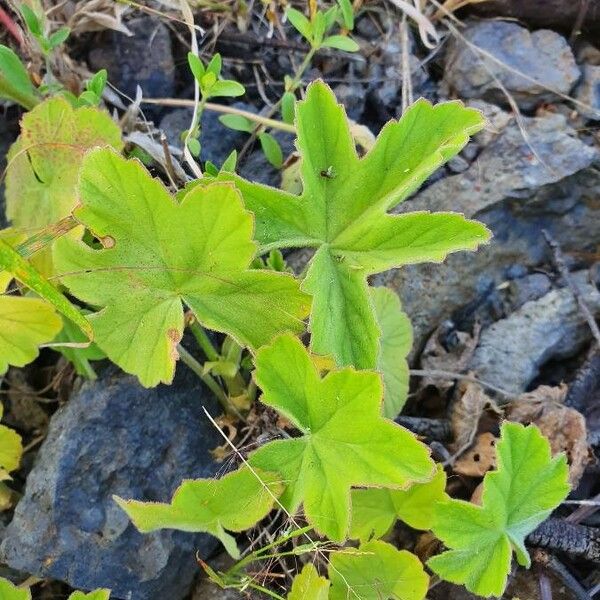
[5,97,122,274]
[371,287,412,417]
[428,422,570,597]
[288,563,329,600]
[248,334,434,541]
[54,149,310,387]
[68,591,111,600]
[0,577,31,599]
[329,540,429,600]
[115,466,283,559]
[350,465,447,542]
[217,81,490,371]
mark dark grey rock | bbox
[443,20,580,110]
[468,272,600,394]
[238,131,295,188]
[366,31,430,119]
[1,367,223,600]
[333,83,366,121]
[575,64,600,120]
[159,105,251,167]
[376,106,600,358]
[88,17,175,113]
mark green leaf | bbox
[115,466,283,559]
[288,563,329,600]
[0,295,62,375]
[217,80,490,371]
[286,7,312,42]
[350,465,447,542]
[187,52,205,82]
[206,53,222,77]
[0,403,23,474]
[259,132,283,168]
[428,422,570,597]
[281,91,296,124]
[322,35,359,52]
[337,0,354,29]
[68,590,111,600]
[371,287,412,418]
[248,334,434,541]
[53,318,105,379]
[0,45,39,109]
[329,540,429,600]
[5,97,123,275]
[0,577,31,599]
[0,238,92,341]
[221,149,237,172]
[187,137,201,157]
[54,149,310,387]
[219,114,254,133]
[20,4,42,37]
[48,26,70,49]
[88,69,107,97]
[208,80,245,99]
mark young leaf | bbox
[54,149,310,387]
[205,53,222,77]
[329,540,429,600]
[208,80,245,99]
[371,287,413,418]
[217,81,490,371]
[187,52,205,81]
[219,114,254,133]
[0,295,62,375]
[0,238,92,340]
[428,422,570,597]
[115,466,283,559]
[248,334,434,541]
[0,403,23,474]
[5,97,123,274]
[281,91,296,124]
[259,132,284,168]
[288,563,329,600]
[68,590,111,600]
[322,35,359,52]
[48,26,70,49]
[0,577,31,599]
[0,45,39,109]
[286,7,313,42]
[350,465,447,542]
[337,0,355,29]
[20,4,42,37]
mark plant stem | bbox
[177,344,229,408]
[247,582,286,600]
[225,526,314,577]
[189,321,220,362]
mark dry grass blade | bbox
[432,0,490,21]
[385,0,440,48]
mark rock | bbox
[159,105,251,167]
[88,17,175,114]
[238,131,295,187]
[367,31,430,119]
[468,272,600,394]
[468,1,600,35]
[376,106,600,358]
[333,83,366,121]
[443,20,580,110]
[1,367,223,600]
[575,64,600,120]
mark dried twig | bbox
[529,518,600,564]
[542,229,600,346]
[409,368,514,400]
[394,416,452,441]
[533,549,592,600]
